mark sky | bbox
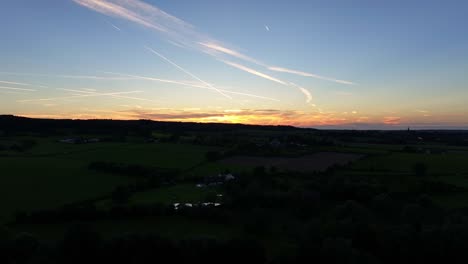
[1,0,468,129]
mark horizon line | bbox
[2,114,468,131]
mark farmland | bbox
[2,116,468,263]
[220,152,363,172]
[0,136,220,222]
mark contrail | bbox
[290,83,313,104]
[104,72,208,89]
[0,72,136,80]
[0,80,32,86]
[17,90,143,103]
[222,90,280,102]
[106,72,279,101]
[299,87,313,103]
[72,0,167,32]
[0,86,36,92]
[145,46,231,99]
[72,0,355,97]
[269,67,355,85]
[0,90,27,95]
[60,88,159,103]
[72,0,355,105]
[199,42,265,66]
[105,20,121,31]
[221,60,288,86]
[50,74,135,80]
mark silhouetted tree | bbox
[205,151,221,162]
[58,224,102,264]
[9,233,39,263]
[412,163,427,177]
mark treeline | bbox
[13,203,229,225]
[0,225,266,264]
[8,203,468,264]
[9,166,468,263]
[0,115,302,136]
[220,168,468,263]
[318,129,468,146]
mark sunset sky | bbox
[1,0,467,128]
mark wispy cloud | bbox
[72,0,353,93]
[416,109,431,117]
[383,116,402,125]
[73,0,167,31]
[122,108,348,127]
[265,25,270,32]
[0,86,36,92]
[221,60,288,86]
[15,105,391,128]
[268,67,355,85]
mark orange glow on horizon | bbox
[16,108,395,128]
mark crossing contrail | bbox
[106,72,279,101]
[144,46,231,99]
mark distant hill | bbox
[0,115,308,135]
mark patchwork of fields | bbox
[3,133,468,245]
[0,137,220,222]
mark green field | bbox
[0,156,135,222]
[351,152,468,174]
[0,137,222,222]
[5,132,468,249]
[4,136,468,223]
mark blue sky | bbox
[1,0,467,128]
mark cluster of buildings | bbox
[196,173,236,188]
[173,173,236,210]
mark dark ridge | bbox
[0,115,308,135]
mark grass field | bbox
[5,133,468,237]
[0,137,222,223]
[2,137,219,169]
[351,152,468,174]
[0,156,135,222]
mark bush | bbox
[412,163,427,177]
